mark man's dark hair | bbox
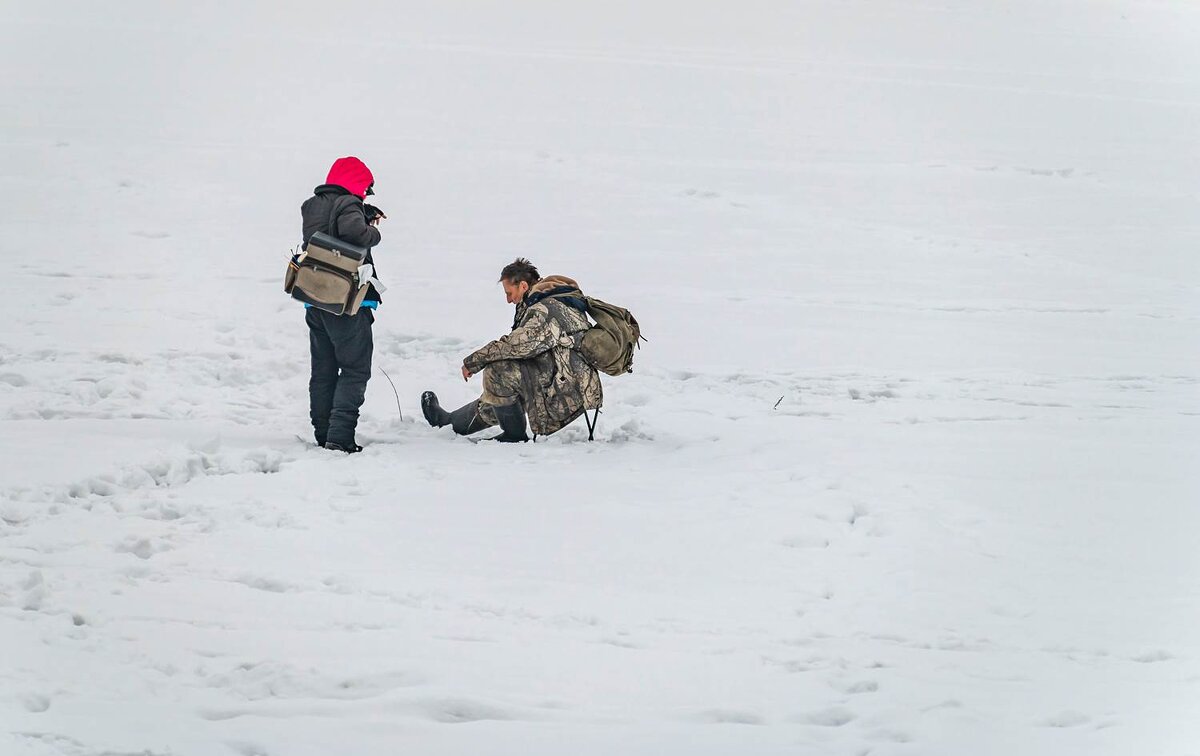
[499,257,540,287]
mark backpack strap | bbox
[326,195,353,238]
[324,195,386,301]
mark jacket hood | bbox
[325,156,374,199]
[519,275,587,327]
[529,275,580,295]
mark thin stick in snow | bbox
[378,365,403,422]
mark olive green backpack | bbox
[577,296,645,376]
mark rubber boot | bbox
[425,392,492,436]
[490,401,530,443]
[421,391,452,427]
[449,400,491,436]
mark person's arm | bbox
[463,305,560,375]
[336,204,382,248]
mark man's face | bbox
[502,278,529,305]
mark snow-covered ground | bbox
[2,2,1198,754]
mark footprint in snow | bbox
[834,679,879,695]
[233,574,293,593]
[869,728,914,743]
[203,660,421,702]
[21,570,47,611]
[801,706,856,727]
[1131,650,1173,663]
[1040,710,1091,728]
[115,536,170,560]
[695,709,764,725]
[781,534,829,549]
[597,636,642,649]
[422,698,514,723]
[19,693,51,712]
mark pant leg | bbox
[307,308,339,444]
[325,309,374,445]
[481,360,525,409]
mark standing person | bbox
[420,258,603,442]
[300,156,387,453]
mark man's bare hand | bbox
[462,365,473,382]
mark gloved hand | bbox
[364,204,387,225]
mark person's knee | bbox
[338,361,371,383]
[310,369,338,391]
[482,363,520,400]
[311,362,339,381]
[481,369,500,398]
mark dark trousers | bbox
[307,307,373,445]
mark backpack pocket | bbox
[291,262,356,315]
[284,255,300,293]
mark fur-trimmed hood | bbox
[514,275,586,330]
[525,275,585,310]
[529,275,579,295]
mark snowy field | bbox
[2,2,1198,754]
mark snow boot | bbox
[324,440,363,454]
[490,401,529,443]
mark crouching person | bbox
[421,258,602,442]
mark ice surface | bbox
[1,1,1197,754]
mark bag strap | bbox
[326,195,352,238]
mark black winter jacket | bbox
[301,184,384,302]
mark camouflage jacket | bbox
[463,276,603,435]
